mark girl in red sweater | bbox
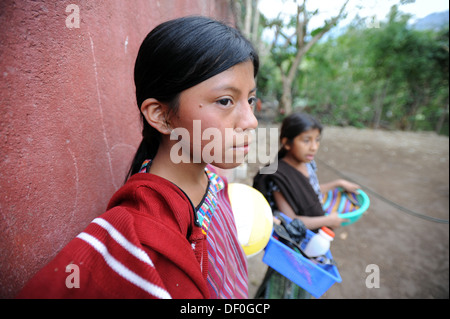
[17,16,259,299]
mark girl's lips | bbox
[232,144,250,153]
[231,137,252,153]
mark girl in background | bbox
[253,112,359,298]
[18,16,259,299]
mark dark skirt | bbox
[254,267,312,299]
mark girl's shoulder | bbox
[109,172,198,233]
[109,173,194,209]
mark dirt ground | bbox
[235,122,449,299]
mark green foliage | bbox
[257,6,449,135]
[257,54,283,101]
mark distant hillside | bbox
[413,10,449,31]
[318,9,448,43]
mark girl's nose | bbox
[237,100,258,131]
[311,140,319,151]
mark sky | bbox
[259,0,449,29]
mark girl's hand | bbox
[339,179,360,194]
[327,211,348,229]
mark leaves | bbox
[300,9,448,133]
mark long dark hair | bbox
[126,16,259,181]
[278,113,323,159]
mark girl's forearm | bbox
[320,180,342,193]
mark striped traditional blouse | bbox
[139,160,248,298]
[203,167,248,298]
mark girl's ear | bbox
[140,98,172,135]
[281,137,291,150]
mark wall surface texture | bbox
[0,0,234,298]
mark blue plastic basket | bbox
[262,217,342,298]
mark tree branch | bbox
[287,0,349,84]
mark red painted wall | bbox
[0,0,234,298]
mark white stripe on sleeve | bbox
[76,232,171,299]
[92,218,154,267]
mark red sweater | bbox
[16,173,210,299]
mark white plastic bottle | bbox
[304,227,335,257]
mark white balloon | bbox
[228,183,273,258]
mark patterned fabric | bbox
[139,159,152,173]
[138,161,248,299]
[196,169,222,236]
[17,172,210,299]
[138,160,220,236]
[256,268,311,299]
[254,160,321,299]
[307,160,322,201]
[204,168,248,299]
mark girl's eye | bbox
[248,97,257,108]
[217,98,233,107]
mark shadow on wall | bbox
[0,0,234,298]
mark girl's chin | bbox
[209,161,245,170]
